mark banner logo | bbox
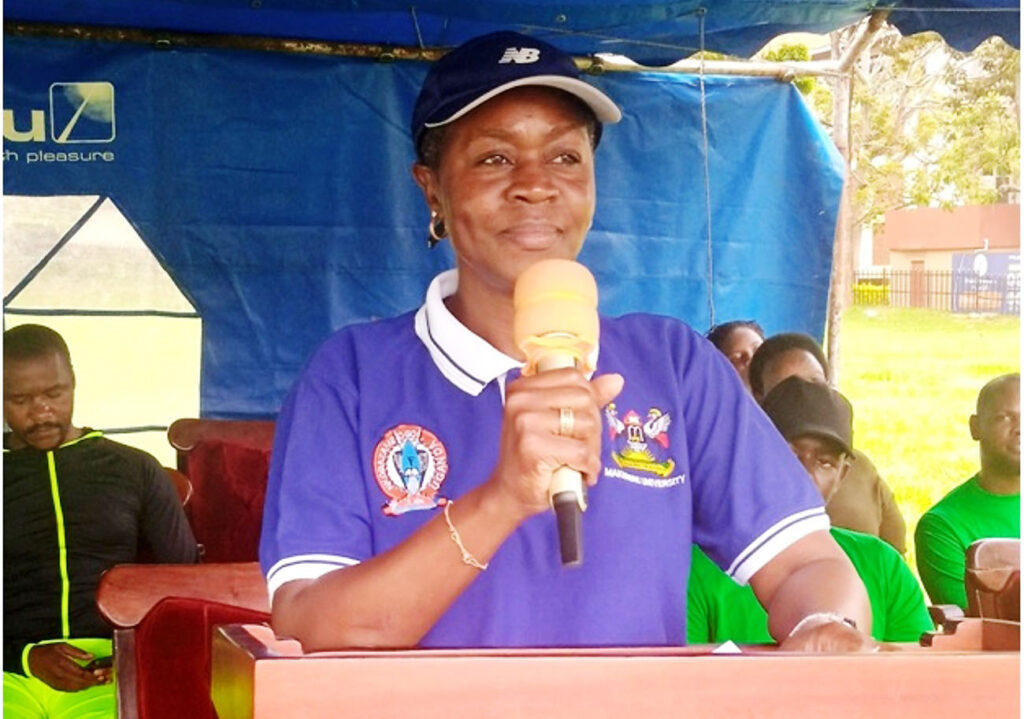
[49,82,116,143]
[4,81,118,165]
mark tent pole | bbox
[580,56,844,79]
[6,20,870,79]
[826,12,885,384]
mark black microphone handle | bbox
[552,490,583,566]
[535,350,588,567]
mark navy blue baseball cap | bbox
[412,31,621,157]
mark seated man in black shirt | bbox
[3,324,198,719]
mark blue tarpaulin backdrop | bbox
[9,0,1017,419]
[4,35,845,417]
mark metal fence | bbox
[853,270,1021,315]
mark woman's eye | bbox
[553,152,580,164]
[480,154,510,166]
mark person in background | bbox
[261,31,875,655]
[3,324,199,719]
[688,376,932,644]
[705,320,764,394]
[748,332,907,554]
[915,373,1020,609]
[748,332,829,405]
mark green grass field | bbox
[836,305,1020,574]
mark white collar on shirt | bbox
[414,269,599,398]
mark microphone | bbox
[513,259,599,567]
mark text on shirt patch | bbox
[603,466,685,488]
[373,424,449,516]
[605,403,677,478]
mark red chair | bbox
[167,419,275,562]
[922,538,1020,651]
[965,537,1020,622]
[97,562,271,719]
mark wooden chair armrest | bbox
[97,562,269,629]
[921,618,1020,651]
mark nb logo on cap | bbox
[499,47,541,64]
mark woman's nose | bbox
[509,161,557,202]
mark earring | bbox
[427,211,447,248]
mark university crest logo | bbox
[605,403,676,477]
[373,424,449,516]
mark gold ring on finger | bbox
[559,407,575,437]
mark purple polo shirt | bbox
[260,270,826,647]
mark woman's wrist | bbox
[787,612,858,638]
[477,474,542,527]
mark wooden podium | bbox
[211,624,1019,719]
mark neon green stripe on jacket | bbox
[41,431,103,639]
[45,451,71,639]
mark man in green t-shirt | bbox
[915,373,1020,609]
[688,377,932,644]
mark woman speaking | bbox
[259,30,873,653]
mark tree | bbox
[802,26,1019,375]
[938,39,1020,203]
[846,30,1019,229]
[781,29,1019,228]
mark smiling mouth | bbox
[502,224,561,248]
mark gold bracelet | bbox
[788,612,858,638]
[442,500,489,571]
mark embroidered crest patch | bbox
[605,403,677,478]
[373,424,449,516]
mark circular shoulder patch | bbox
[372,424,449,516]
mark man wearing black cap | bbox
[764,374,857,504]
[688,376,932,644]
[262,31,874,654]
[748,332,907,554]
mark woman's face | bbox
[720,327,763,391]
[413,86,597,296]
